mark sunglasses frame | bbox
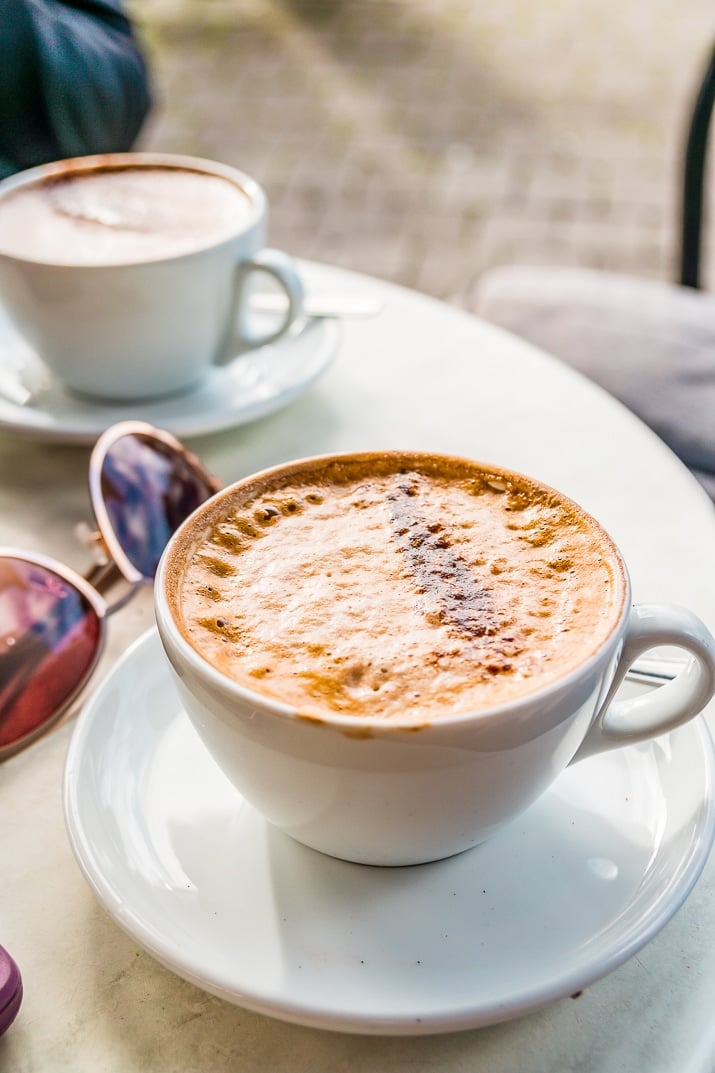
[88,419,223,588]
[1,420,223,762]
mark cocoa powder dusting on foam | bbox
[386,478,503,642]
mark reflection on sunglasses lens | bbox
[0,558,101,756]
[101,433,213,579]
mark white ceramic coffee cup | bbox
[0,152,304,401]
[154,453,715,867]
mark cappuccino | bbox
[167,453,626,723]
[0,165,253,265]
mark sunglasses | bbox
[0,420,222,762]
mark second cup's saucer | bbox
[0,305,340,444]
[63,629,715,1036]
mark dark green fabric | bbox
[0,0,151,179]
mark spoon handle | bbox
[625,655,688,685]
[250,293,383,319]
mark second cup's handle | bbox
[571,604,715,763]
[228,248,305,354]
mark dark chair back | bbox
[679,44,715,288]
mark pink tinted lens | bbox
[0,557,101,756]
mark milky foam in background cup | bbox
[155,451,715,865]
[0,153,304,401]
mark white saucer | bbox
[64,629,715,1037]
[0,306,340,443]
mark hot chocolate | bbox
[166,452,626,723]
[0,165,253,265]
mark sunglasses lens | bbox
[101,432,214,579]
[0,558,101,756]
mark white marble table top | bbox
[1,261,715,1072]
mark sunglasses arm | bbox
[83,557,143,615]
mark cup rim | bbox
[155,449,631,733]
[0,151,266,269]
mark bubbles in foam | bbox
[172,455,626,722]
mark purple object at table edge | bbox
[0,944,22,1036]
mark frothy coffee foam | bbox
[0,166,253,265]
[168,454,625,722]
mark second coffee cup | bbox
[0,152,304,401]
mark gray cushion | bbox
[473,266,715,498]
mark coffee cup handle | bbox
[227,248,305,352]
[571,604,715,763]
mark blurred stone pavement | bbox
[131,0,715,305]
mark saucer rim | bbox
[63,628,715,1036]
